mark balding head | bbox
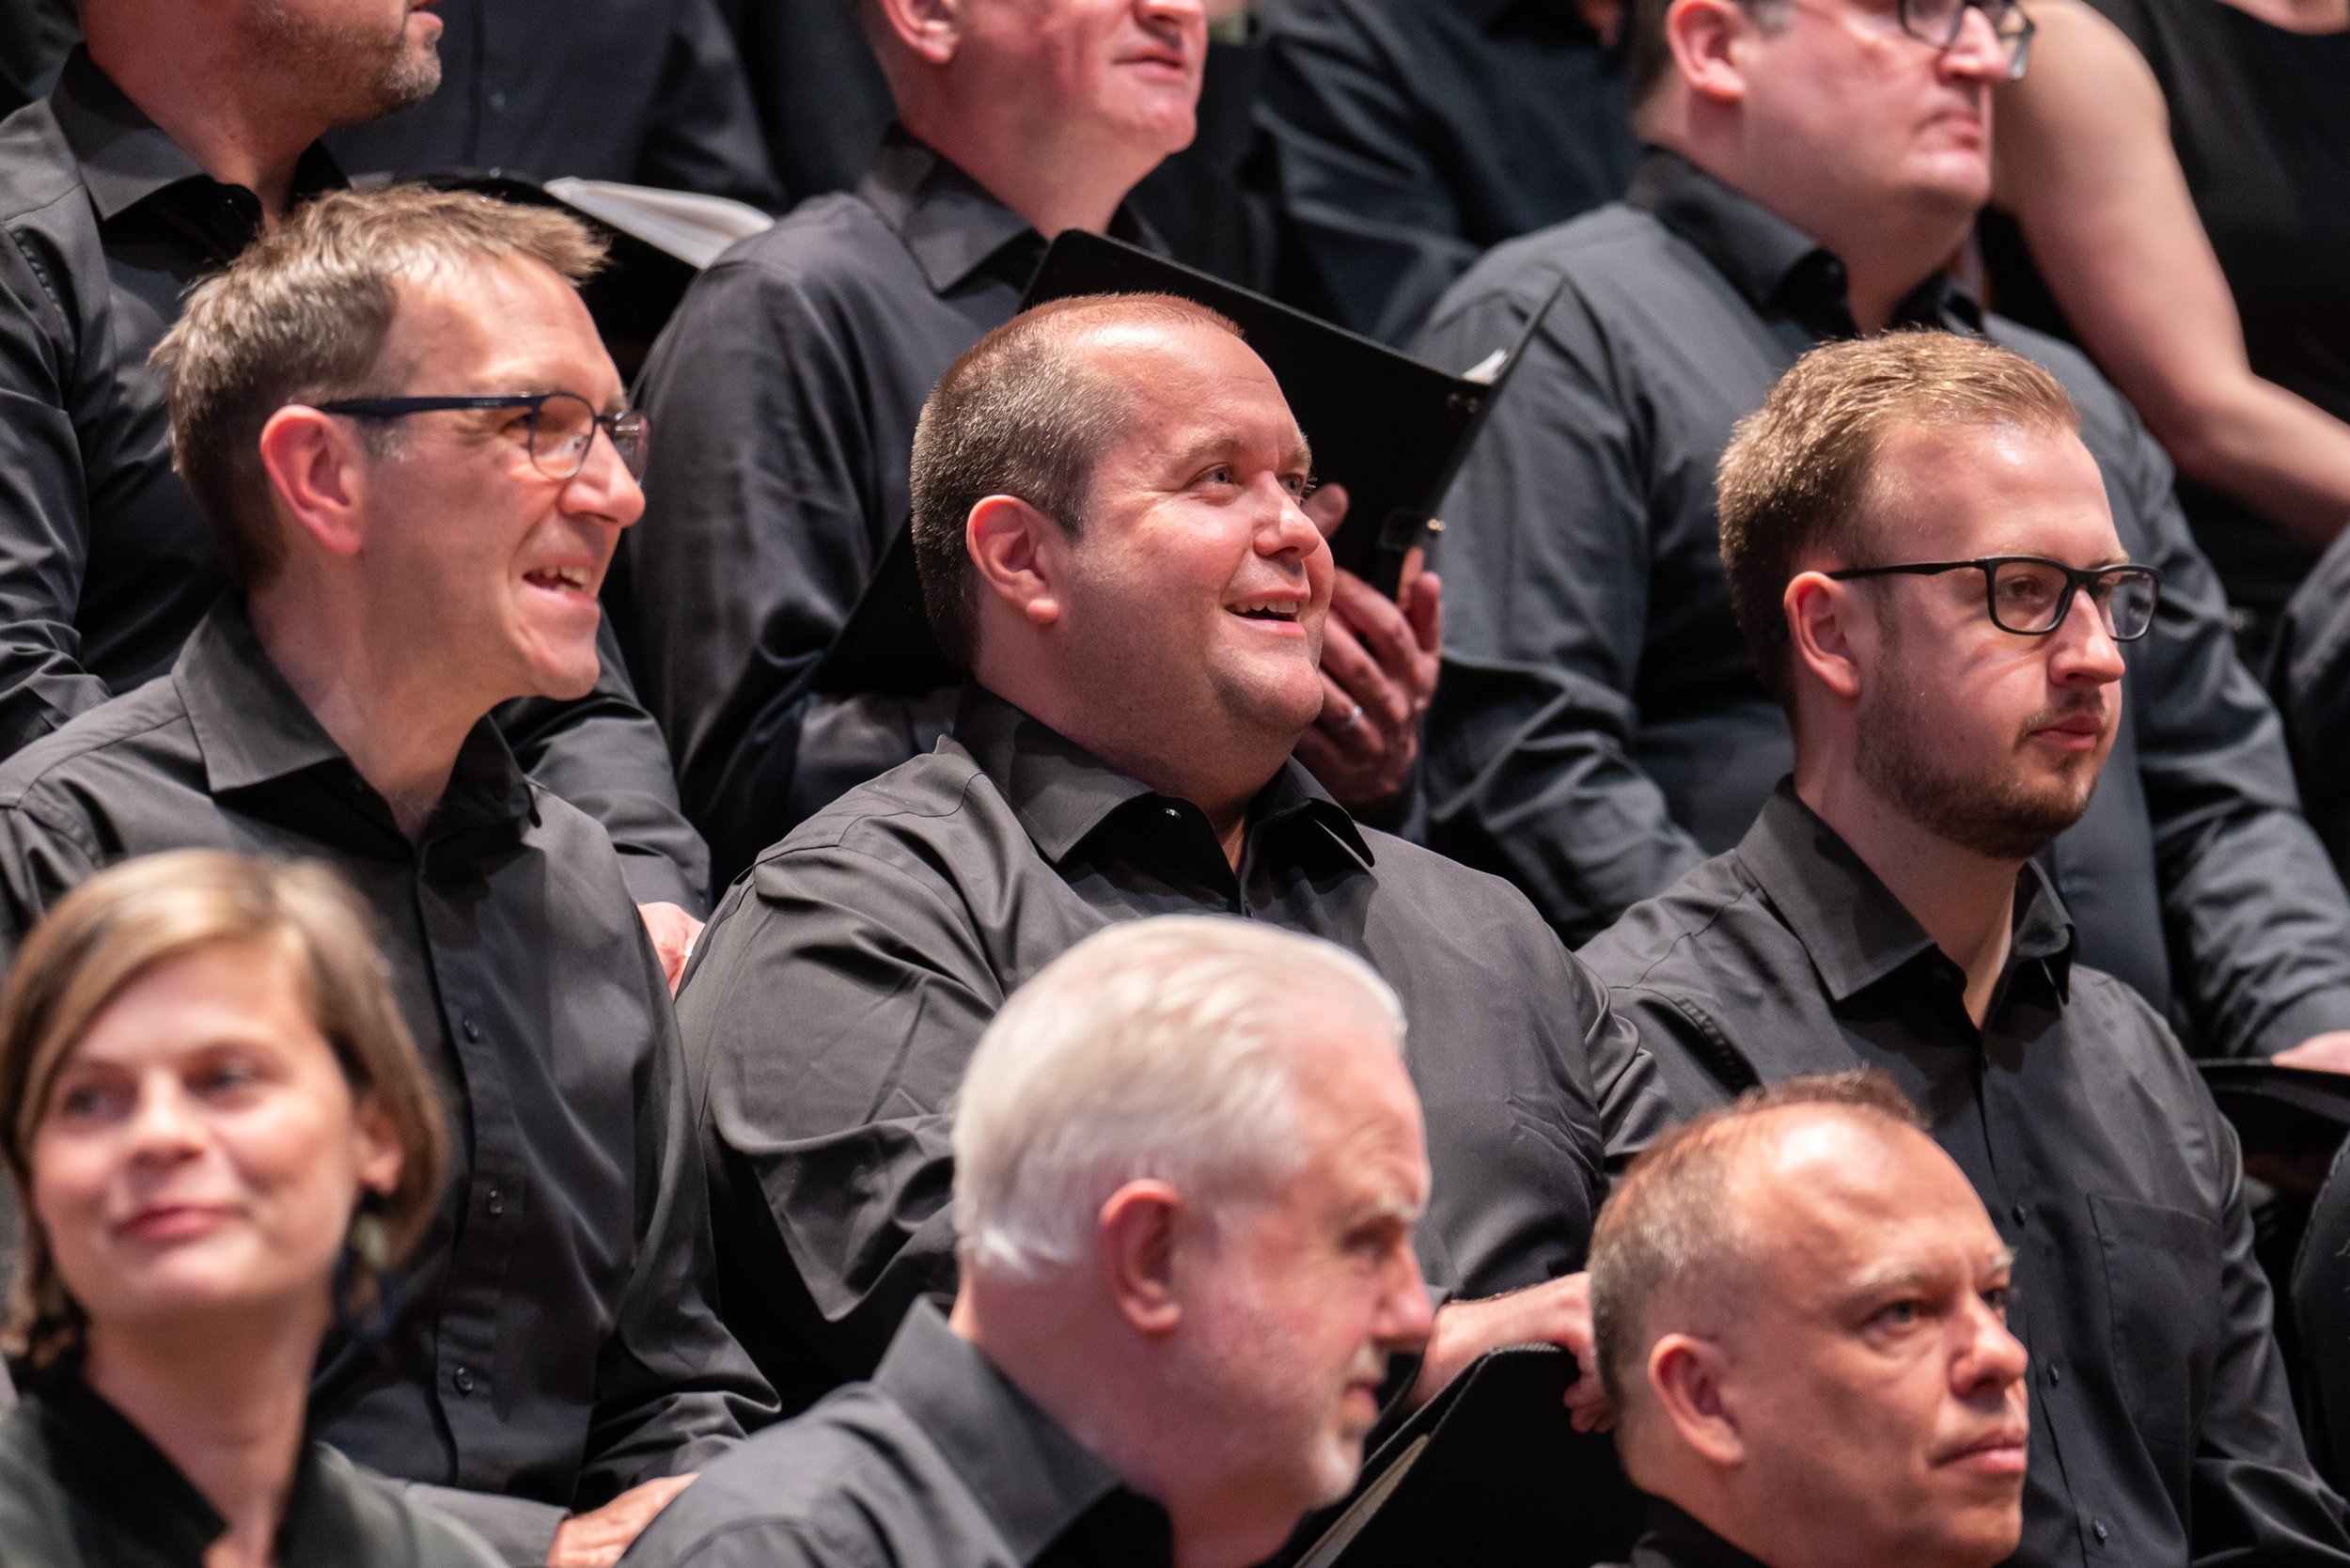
[1592,1073,2028,1568]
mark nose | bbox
[1953,1294,2030,1397]
[124,1076,205,1165]
[562,424,647,533]
[1942,2,2012,80]
[1375,1245,1437,1355]
[2051,585,2126,686]
[1259,477,1328,563]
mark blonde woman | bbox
[0,852,494,1568]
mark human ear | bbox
[870,0,960,65]
[1097,1180,1186,1337]
[1650,1334,1745,1466]
[256,406,368,560]
[967,494,1067,629]
[1785,572,1866,702]
[1667,0,1755,105]
[349,1094,405,1204]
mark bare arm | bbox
[1993,0,2350,542]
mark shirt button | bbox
[2092,1518,2109,1544]
[2047,1360,2062,1387]
[1163,806,1180,819]
[452,1366,478,1396]
[485,1186,504,1218]
[461,1016,482,1043]
[2012,1201,2029,1225]
[487,89,509,112]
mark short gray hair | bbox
[1589,1071,1925,1418]
[952,917,1406,1279]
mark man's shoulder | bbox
[730,745,1021,916]
[0,677,198,820]
[1427,202,1679,321]
[1357,824,1574,938]
[627,1384,965,1568]
[1979,312,2146,447]
[1578,849,1780,1004]
[697,190,916,305]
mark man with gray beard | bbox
[0,0,714,969]
[1579,332,2350,1566]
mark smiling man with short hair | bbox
[0,184,775,1567]
[677,291,1663,1419]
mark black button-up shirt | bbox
[0,1367,502,1568]
[1581,784,2350,1568]
[1415,148,2350,1059]
[0,0,71,118]
[0,52,711,910]
[322,0,781,210]
[0,600,776,1560]
[677,684,1658,1412]
[617,133,1155,886]
[622,1301,1177,1568]
[1258,0,1637,344]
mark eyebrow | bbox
[1842,1246,2017,1300]
[1160,431,1316,478]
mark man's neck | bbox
[82,1307,322,1568]
[1656,132,1968,335]
[901,107,1150,240]
[1794,764,2020,1027]
[86,18,319,222]
[248,588,486,841]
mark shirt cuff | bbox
[2249,987,2350,1060]
[394,1483,567,1568]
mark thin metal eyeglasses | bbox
[1825,556,2162,640]
[312,392,650,481]
[1896,0,2036,78]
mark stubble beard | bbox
[1855,663,2104,864]
[250,2,443,128]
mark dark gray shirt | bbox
[616,133,1152,886]
[1581,784,2350,1568]
[677,683,1659,1413]
[0,600,776,1562]
[0,52,710,910]
[619,1302,1175,1568]
[323,0,781,210]
[1626,1501,1772,1568]
[0,1370,501,1568]
[1415,148,2350,1059]
[1259,0,1637,344]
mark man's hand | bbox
[547,1474,697,1568]
[1408,1273,1612,1433]
[2275,1031,2350,1074]
[636,902,704,996]
[1292,482,1443,814]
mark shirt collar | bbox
[875,1301,1175,1564]
[27,1369,227,1560]
[1734,782,2076,1004]
[858,126,1160,296]
[1624,147,1984,337]
[1637,1497,1778,1568]
[953,684,1372,870]
[173,598,536,830]
[48,46,344,225]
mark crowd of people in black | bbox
[0,0,2345,1566]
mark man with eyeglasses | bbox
[1412,0,2350,1074]
[0,0,713,986]
[1582,333,2350,1568]
[0,186,777,1568]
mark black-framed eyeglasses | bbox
[311,392,650,481]
[1826,556,2161,640]
[1896,0,2036,77]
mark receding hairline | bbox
[1044,305,1310,476]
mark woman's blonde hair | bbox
[0,851,448,1365]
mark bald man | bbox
[1590,1073,2029,1568]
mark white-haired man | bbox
[626,917,1436,1568]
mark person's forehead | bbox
[1082,319,1300,459]
[382,256,614,393]
[1741,1115,1998,1285]
[1868,418,2120,559]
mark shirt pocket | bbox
[2089,1193,2220,1449]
